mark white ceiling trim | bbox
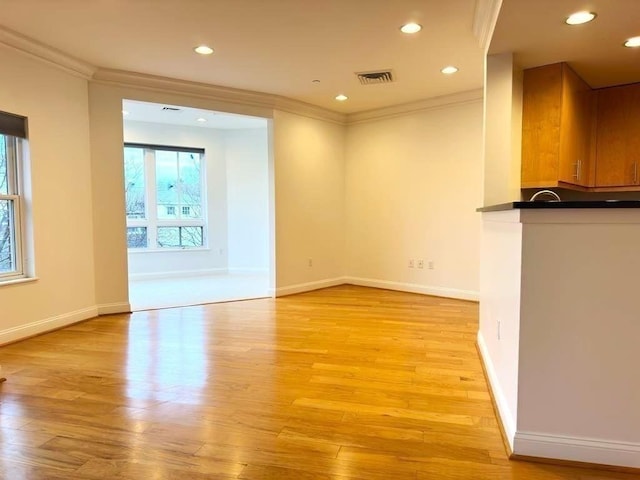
[346,89,484,125]
[473,0,503,51]
[92,68,346,125]
[0,25,96,79]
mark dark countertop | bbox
[477,200,640,212]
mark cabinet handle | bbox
[573,160,581,182]
[635,162,638,184]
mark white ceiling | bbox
[1,1,638,115]
[491,0,640,88]
[0,0,484,114]
[122,100,268,129]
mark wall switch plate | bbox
[417,260,424,269]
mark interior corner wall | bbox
[224,128,270,272]
[344,100,483,300]
[0,45,97,342]
[272,110,346,294]
[483,52,522,206]
[123,121,229,278]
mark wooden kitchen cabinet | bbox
[595,83,640,187]
[521,62,595,189]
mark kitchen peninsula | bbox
[477,201,640,468]
[480,0,640,469]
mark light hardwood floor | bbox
[0,286,636,479]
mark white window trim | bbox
[0,136,26,282]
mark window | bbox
[124,143,205,249]
[0,111,27,281]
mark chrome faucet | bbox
[529,190,561,202]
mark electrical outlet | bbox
[417,260,424,269]
[408,259,415,268]
[428,261,434,270]
[308,258,313,267]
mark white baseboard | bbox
[128,268,227,281]
[344,277,479,301]
[514,431,640,468]
[275,277,346,297]
[97,302,131,315]
[0,306,98,345]
[227,267,269,274]
[477,331,516,450]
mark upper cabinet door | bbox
[595,84,640,187]
[521,63,594,189]
[558,65,594,187]
[521,63,563,188]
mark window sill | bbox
[0,276,38,288]
[127,247,210,254]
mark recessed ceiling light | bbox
[624,36,640,48]
[441,66,459,75]
[335,94,348,101]
[565,11,596,25]
[196,117,207,122]
[194,45,214,55]
[122,110,130,116]
[400,23,422,34]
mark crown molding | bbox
[92,68,346,125]
[346,89,483,125]
[0,25,96,79]
[473,0,503,51]
[0,23,481,127]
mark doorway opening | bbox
[122,99,272,310]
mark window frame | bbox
[124,143,206,251]
[0,135,25,281]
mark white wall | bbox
[0,45,97,342]
[483,52,522,206]
[345,98,483,300]
[478,52,525,449]
[272,110,346,294]
[477,210,522,448]
[123,121,228,278]
[225,128,270,272]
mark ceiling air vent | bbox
[162,106,181,111]
[356,70,395,85]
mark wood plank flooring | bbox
[0,285,636,479]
